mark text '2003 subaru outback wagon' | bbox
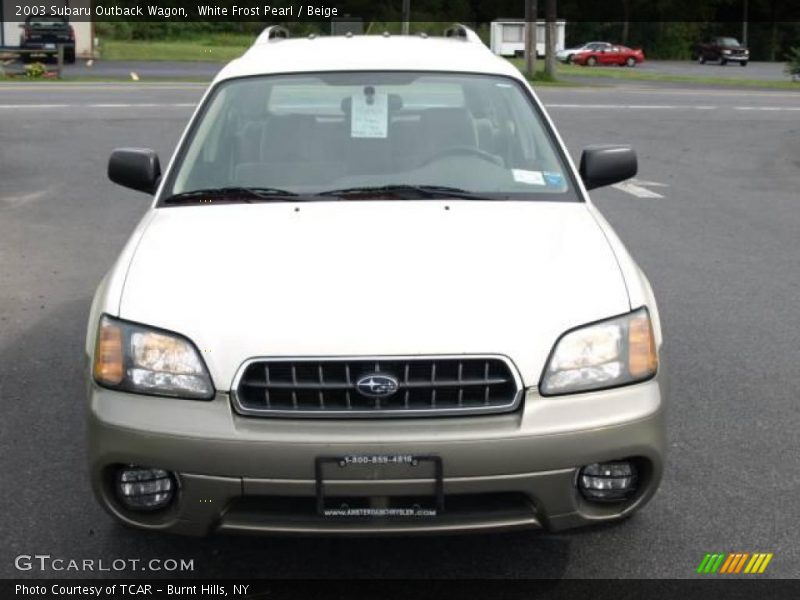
[88,25,666,536]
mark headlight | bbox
[93,315,214,399]
[722,49,731,54]
[540,307,658,396]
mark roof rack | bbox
[253,26,289,45]
[443,24,482,44]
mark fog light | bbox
[115,466,175,511]
[578,461,637,502]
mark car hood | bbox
[119,201,630,389]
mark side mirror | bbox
[108,148,161,194]
[579,145,637,190]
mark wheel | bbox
[740,61,747,67]
[566,54,574,64]
[586,56,597,67]
[720,58,727,65]
[65,50,75,64]
[699,55,706,64]
[625,57,636,67]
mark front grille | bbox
[232,356,522,417]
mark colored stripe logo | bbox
[697,553,773,574]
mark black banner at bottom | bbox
[4,579,800,600]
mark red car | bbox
[573,44,645,67]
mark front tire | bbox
[740,61,747,67]
[566,54,574,64]
[699,55,706,64]
[586,56,597,67]
[626,57,636,67]
[720,58,728,65]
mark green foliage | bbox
[25,62,47,79]
[94,21,269,41]
[641,22,705,60]
[785,47,800,80]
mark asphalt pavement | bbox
[1,81,799,579]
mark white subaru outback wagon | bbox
[87,25,665,535]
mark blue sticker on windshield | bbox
[544,172,565,187]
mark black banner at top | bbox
[5,0,800,23]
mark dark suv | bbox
[693,36,749,66]
[19,15,76,64]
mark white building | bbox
[1,0,94,58]
[490,19,566,58]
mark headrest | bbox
[340,93,404,115]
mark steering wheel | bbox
[420,146,503,167]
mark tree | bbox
[525,0,538,78]
[544,0,557,78]
[621,0,631,44]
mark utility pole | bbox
[525,0,538,78]
[742,0,748,46]
[402,0,410,35]
[544,0,557,78]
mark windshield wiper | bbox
[162,186,302,205]
[315,184,492,200]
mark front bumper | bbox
[87,375,666,536]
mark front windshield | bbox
[718,37,740,47]
[165,72,577,202]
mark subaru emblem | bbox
[356,374,399,398]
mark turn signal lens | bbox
[628,312,658,378]
[93,318,124,385]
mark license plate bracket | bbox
[314,454,444,517]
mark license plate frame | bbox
[314,454,444,517]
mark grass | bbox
[99,36,252,62]
[509,58,800,90]
[524,69,579,87]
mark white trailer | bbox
[490,19,566,58]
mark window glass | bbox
[166,72,577,202]
[502,25,524,43]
